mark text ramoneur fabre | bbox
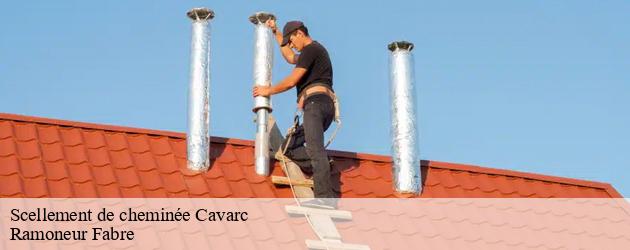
[9,208,248,241]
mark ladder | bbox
[267,115,370,250]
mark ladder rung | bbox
[305,240,371,250]
[285,205,352,220]
[272,176,314,187]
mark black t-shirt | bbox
[295,41,333,98]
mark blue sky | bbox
[2,1,629,196]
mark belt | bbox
[297,84,334,109]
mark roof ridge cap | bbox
[0,112,256,146]
[426,160,616,193]
[1,112,185,138]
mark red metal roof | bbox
[0,113,622,198]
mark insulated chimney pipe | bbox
[186,8,214,172]
[388,41,421,195]
[249,12,275,176]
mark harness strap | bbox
[325,94,341,148]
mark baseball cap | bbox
[281,21,305,46]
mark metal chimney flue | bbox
[186,8,214,172]
[388,41,421,195]
[249,12,275,176]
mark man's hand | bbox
[253,85,272,97]
[265,19,277,33]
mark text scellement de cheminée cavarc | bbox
[9,207,248,240]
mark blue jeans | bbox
[282,94,340,198]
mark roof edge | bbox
[2,112,620,197]
[600,183,624,198]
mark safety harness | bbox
[289,88,341,149]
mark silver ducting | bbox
[186,8,214,172]
[249,12,275,176]
[388,41,421,194]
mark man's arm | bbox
[253,68,306,97]
[270,67,306,94]
[274,31,298,64]
[267,20,298,64]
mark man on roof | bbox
[253,19,339,208]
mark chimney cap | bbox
[187,8,215,21]
[249,12,276,25]
[388,41,414,52]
